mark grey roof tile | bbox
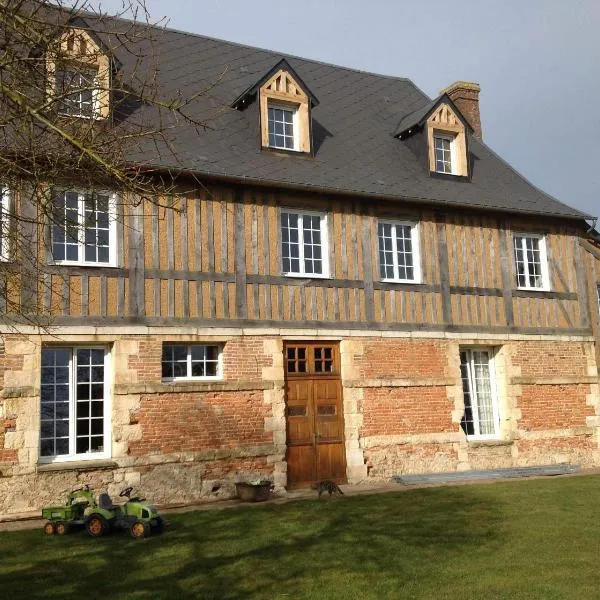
[84,14,587,220]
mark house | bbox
[0,11,599,518]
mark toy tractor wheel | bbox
[55,521,69,536]
[86,515,108,538]
[130,520,149,539]
[43,522,56,536]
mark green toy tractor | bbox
[42,485,165,539]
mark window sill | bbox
[467,439,514,449]
[380,279,422,285]
[515,286,551,293]
[283,272,330,280]
[50,261,118,268]
[37,459,117,473]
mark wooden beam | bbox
[498,222,515,327]
[436,218,452,324]
[234,191,247,319]
[128,200,145,317]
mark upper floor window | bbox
[281,210,328,277]
[513,234,549,290]
[47,28,110,120]
[433,134,455,174]
[268,105,297,150]
[56,65,98,118]
[51,190,116,266]
[0,187,9,261]
[377,221,421,283]
[162,344,222,381]
[425,103,468,177]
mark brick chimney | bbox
[440,81,482,139]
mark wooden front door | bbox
[285,342,346,488]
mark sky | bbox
[99,0,600,218]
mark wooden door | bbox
[285,342,346,488]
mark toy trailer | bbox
[42,487,96,535]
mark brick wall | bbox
[355,339,450,379]
[361,386,454,436]
[129,390,271,455]
[518,384,593,430]
[512,342,589,377]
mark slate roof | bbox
[83,14,588,221]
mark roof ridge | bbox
[87,9,420,84]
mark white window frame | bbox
[513,233,550,291]
[50,190,118,267]
[433,133,457,175]
[56,65,100,120]
[161,343,223,382]
[0,187,10,262]
[280,209,329,278]
[39,345,112,463]
[459,348,500,441]
[377,220,421,284]
[267,102,299,151]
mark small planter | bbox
[235,480,273,502]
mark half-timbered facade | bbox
[0,15,599,517]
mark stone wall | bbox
[0,328,599,519]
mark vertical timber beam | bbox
[574,240,591,330]
[361,206,375,322]
[128,199,145,318]
[234,189,247,319]
[19,188,39,315]
[435,215,452,325]
[498,221,515,328]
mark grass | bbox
[2,476,600,599]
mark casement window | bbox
[162,344,222,381]
[55,66,99,118]
[0,187,10,261]
[280,210,328,277]
[51,190,117,266]
[377,221,421,283]
[459,348,500,440]
[513,234,549,290]
[267,104,297,150]
[433,134,455,174]
[40,346,110,461]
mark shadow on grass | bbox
[0,487,503,600]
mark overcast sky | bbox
[100,0,600,218]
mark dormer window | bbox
[268,105,297,150]
[427,103,467,176]
[47,28,110,120]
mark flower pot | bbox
[235,481,273,502]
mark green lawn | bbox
[1,476,600,599]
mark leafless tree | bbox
[0,0,223,327]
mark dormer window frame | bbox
[267,101,300,151]
[258,68,312,154]
[425,102,469,178]
[47,28,111,121]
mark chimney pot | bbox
[440,81,482,139]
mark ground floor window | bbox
[40,346,110,460]
[161,343,222,381]
[459,348,500,439]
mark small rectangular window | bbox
[161,344,222,380]
[268,105,297,150]
[459,348,500,439]
[56,66,98,118]
[377,221,420,283]
[513,234,549,290]
[434,134,454,174]
[281,210,328,277]
[40,346,110,461]
[51,190,116,266]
